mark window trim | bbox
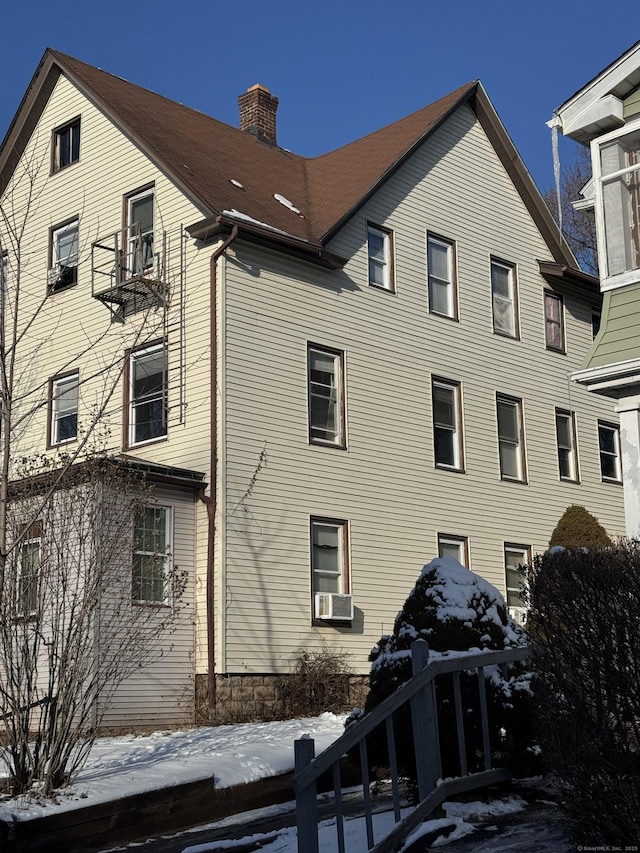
[366,223,394,292]
[310,516,350,621]
[125,341,168,449]
[491,257,519,339]
[307,343,346,449]
[598,420,622,483]
[17,536,41,619]
[124,184,155,278]
[504,543,531,612]
[432,376,464,471]
[48,217,79,292]
[132,505,173,606]
[51,116,81,174]
[496,394,527,483]
[437,533,469,567]
[427,233,458,320]
[591,116,640,290]
[48,370,79,448]
[544,291,565,353]
[555,409,579,482]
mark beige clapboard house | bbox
[0,49,625,726]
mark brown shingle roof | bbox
[0,49,577,267]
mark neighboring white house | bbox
[551,39,640,537]
[0,48,626,725]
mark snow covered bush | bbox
[527,543,640,845]
[355,557,532,783]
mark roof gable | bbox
[0,49,576,268]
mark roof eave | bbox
[188,215,347,270]
[538,260,600,292]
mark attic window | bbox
[52,118,80,173]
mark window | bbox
[53,118,80,172]
[132,506,172,604]
[432,378,463,470]
[595,123,640,284]
[1,253,6,310]
[18,538,40,617]
[427,234,457,319]
[544,292,565,352]
[491,259,518,338]
[49,219,79,290]
[129,344,167,446]
[307,345,345,447]
[592,309,602,339]
[310,518,351,620]
[556,409,578,481]
[126,188,154,277]
[504,544,531,622]
[367,224,393,291]
[496,395,526,481]
[437,533,468,566]
[598,421,622,482]
[50,372,79,446]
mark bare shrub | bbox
[283,644,353,718]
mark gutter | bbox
[199,225,238,719]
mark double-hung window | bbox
[427,234,457,318]
[437,533,468,566]
[544,292,565,352]
[555,409,578,481]
[432,378,463,470]
[491,258,518,338]
[18,537,40,617]
[307,345,345,447]
[129,343,167,446]
[310,518,351,620]
[496,394,526,481]
[594,122,640,287]
[49,219,79,290]
[367,224,394,291]
[598,421,622,482]
[504,544,531,623]
[52,118,80,172]
[126,188,155,277]
[50,372,79,445]
[132,505,172,604]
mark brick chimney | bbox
[238,84,279,145]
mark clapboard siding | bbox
[219,104,624,674]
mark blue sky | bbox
[0,1,634,194]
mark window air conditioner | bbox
[47,266,62,287]
[314,592,353,621]
[508,606,527,626]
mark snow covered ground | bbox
[0,712,572,853]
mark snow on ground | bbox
[0,712,346,822]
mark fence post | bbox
[410,639,439,800]
[295,735,319,853]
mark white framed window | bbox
[598,421,622,482]
[432,377,463,470]
[49,219,79,290]
[367,224,394,291]
[52,117,80,173]
[491,258,518,338]
[497,394,526,481]
[132,505,172,604]
[593,120,640,287]
[310,518,352,621]
[437,533,468,566]
[129,343,167,446]
[307,345,345,447]
[504,543,530,623]
[555,409,578,481]
[427,234,457,319]
[544,291,565,352]
[126,188,154,277]
[50,372,79,446]
[18,538,40,617]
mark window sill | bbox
[126,434,169,451]
[368,282,396,295]
[546,346,566,355]
[51,161,80,177]
[435,464,465,474]
[311,618,352,628]
[132,600,171,609]
[601,476,623,485]
[429,310,459,322]
[493,329,521,341]
[500,476,528,485]
[309,439,347,451]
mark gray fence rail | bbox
[294,640,531,853]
